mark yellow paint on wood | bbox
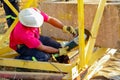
[77,0,86,68]
[0,58,73,73]
[85,0,107,64]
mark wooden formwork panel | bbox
[40,2,120,49]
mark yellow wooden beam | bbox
[0,18,18,48]
[0,58,74,73]
[21,0,46,9]
[88,48,108,66]
[0,0,20,47]
[0,46,13,55]
[0,52,18,58]
[22,0,34,9]
[85,0,107,64]
[77,0,85,69]
[32,0,38,7]
[83,49,117,80]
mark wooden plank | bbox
[0,71,64,80]
[83,49,117,80]
[0,58,72,73]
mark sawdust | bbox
[91,51,120,80]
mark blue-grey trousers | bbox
[16,35,61,61]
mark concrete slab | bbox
[40,2,120,49]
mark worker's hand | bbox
[63,26,77,36]
[59,47,69,56]
[0,1,2,7]
[52,54,70,63]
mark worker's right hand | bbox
[52,54,70,63]
[58,47,69,56]
[0,1,2,7]
[63,26,77,36]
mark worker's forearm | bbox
[36,44,59,54]
[47,16,64,29]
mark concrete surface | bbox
[40,1,120,49]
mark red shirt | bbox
[9,11,49,50]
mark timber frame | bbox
[0,0,117,80]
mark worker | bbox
[9,8,77,62]
[0,0,20,27]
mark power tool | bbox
[54,29,91,64]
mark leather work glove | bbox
[55,55,70,63]
[59,46,69,56]
[52,53,70,63]
[63,26,77,36]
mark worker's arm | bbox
[40,11,77,35]
[46,16,64,29]
[36,43,68,55]
[46,16,77,36]
[36,43,59,54]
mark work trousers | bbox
[3,0,19,27]
[16,35,62,61]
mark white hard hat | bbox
[18,8,43,27]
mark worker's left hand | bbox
[59,47,69,56]
[63,26,77,36]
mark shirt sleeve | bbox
[40,11,49,22]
